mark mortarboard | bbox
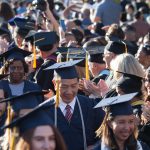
[0,45,32,61]
[0,90,45,113]
[34,31,57,51]
[45,59,83,79]
[67,47,85,60]
[2,108,54,134]
[94,93,137,116]
[105,41,126,54]
[56,47,86,67]
[14,19,35,31]
[14,19,35,38]
[87,46,105,64]
[8,17,26,26]
[32,31,57,68]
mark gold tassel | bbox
[10,127,18,150]
[55,58,60,107]
[7,102,11,145]
[55,79,60,108]
[85,52,89,80]
[33,46,36,69]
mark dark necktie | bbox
[65,105,72,122]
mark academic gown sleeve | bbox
[34,60,55,92]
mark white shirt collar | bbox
[59,97,76,115]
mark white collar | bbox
[59,97,76,114]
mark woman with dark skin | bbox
[0,46,42,102]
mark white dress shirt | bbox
[59,97,76,116]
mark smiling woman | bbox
[92,93,150,150]
[0,46,43,100]
[15,125,67,150]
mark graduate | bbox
[33,31,59,93]
[92,93,150,150]
[0,91,45,149]
[33,59,105,150]
[0,45,43,101]
[2,103,67,150]
[0,74,9,137]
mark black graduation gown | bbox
[33,54,57,92]
[138,122,150,148]
[44,95,105,150]
[0,80,43,103]
[0,112,7,136]
[92,140,150,150]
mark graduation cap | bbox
[14,19,35,38]
[94,93,137,116]
[45,59,83,79]
[115,72,143,94]
[105,41,126,54]
[34,31,57,50]
[0,45,32,61]
[8,17,26,26]
[0,90,45,113]
[14,19,35,31]
[67,47,85,60]
[2,107,54,134]
[86,46,105,64]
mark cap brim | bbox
[2,97,55,130]
[94,93,137,108]
[0,90,46,103]
[44,59,83,70]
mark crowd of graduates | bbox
[0,0,150,150]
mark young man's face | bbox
[57,78,79,104]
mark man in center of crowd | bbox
[39,60,105,150]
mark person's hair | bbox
[110,53,145,79]
[106,24,125,41]
[144,67,150,101]
[81,8,90,18]
[1,59,29,74]
[143,33,150,44]
[125,4,134,11]
[135,11,142,20]
[75,65,85,79]
[15,125,67,150]
[71,28,84,46]
[96,111,138,150]
[83,37,107,48]
[0,1,15,21]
